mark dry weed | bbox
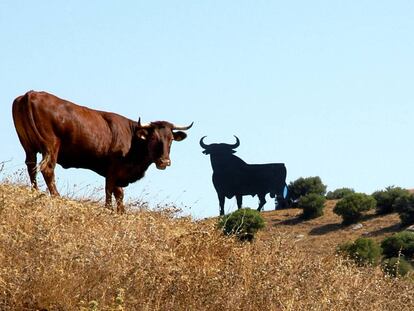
[0,184,413,310]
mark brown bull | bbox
[12,90,193,213]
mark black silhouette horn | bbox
[229,135,240,149]
[199,136,209,149]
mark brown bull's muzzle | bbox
[156,159,171,170]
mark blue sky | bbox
[1,1,413,218]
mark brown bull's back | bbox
[13,91,134,159]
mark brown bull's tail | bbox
[12,90,45,154]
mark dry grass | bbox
[263,200,404,256]
[0,183,414,311]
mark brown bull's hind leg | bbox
[39,147,60,196]
[25,151,38,190]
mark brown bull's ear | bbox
[173,131,187,141]
[136,128,149,140]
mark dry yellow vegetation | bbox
[1,183,414,311]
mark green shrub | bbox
[372,186,410,215]
[298,193,326,219]
[333,193,376,225]
[382,257,413,277]
[288,176,327,202]
[338,238,382,266]
[218,208,265,241]
[381,231,414,259]
[326,188,355,200]
[393,194,414,226]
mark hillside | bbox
[263,200,403,256]
[1,183,414,311]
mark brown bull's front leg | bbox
[114,186,125,213]
[105,178,114,210]
[105,178,125,213]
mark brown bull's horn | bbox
[229,135,240,149]
[199,136,209,149]
[173,122,194,131]
[137,117,151,128]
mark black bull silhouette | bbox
[200,136,288,216]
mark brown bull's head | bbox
[199,136,240,155]
[136,119,193,169]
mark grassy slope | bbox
[263,200,402,256]
[1,183,414,311]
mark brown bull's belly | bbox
[57,153,147,186]
[115,179,131,188]
[57,155,109,177]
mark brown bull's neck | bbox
[128,137,153,165]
